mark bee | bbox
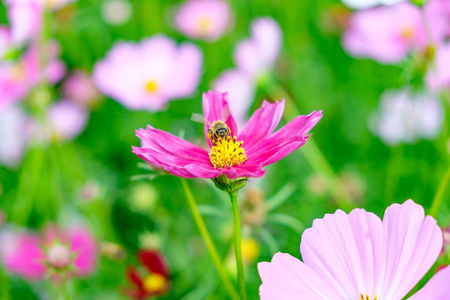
[191,113,231,145]
[207,121,231,145]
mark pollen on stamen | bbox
[360,293,377,300]
[209,136,247,169]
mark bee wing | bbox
[191,113,211,126]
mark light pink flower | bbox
[47,100,89,141]
[0,225,98,280]
[62,71,100,106]
[258,200,448,299]
[427,43,450,92]
[0,105,30,167]
[93,35,203,111]
[175,0,231,42]
[343,0,448,64]
[234,18,282,79]
[213,69,255,127]
[133,91,322,179]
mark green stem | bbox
[262,77,354,210]
[179,179,239,300]
[228,191,247,300]
[429,165,450,217]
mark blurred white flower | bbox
[342,0,404,10]
[101,0,132,26]
[370,89,444,145]
[0,105,30,168]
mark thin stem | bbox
[262,78,354,210]
[228,191,247,300]
[179,179,239,300]
[429,165,450,217]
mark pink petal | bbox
[379,199,443,299]
[300,208,385,298]
[258,252,342,299]
[0,230,46,280]
[238,100,285,151]
[133,126,218,178]
[202,91,238,145]
[68,226,98,276]
[408,265,450,300]
[245,110,323,166]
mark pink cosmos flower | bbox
[258,200,449,299]
[426,43,450,92]
[93,35,203,111]
[234,18,282,80]
[133,91,322,179]
[0,225,97,280]
[213,69,255,128]
[175,0,231,42]
[62,71,100,106]
[343,0,448,64]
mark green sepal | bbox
[211,175,248,194]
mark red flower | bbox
[124,250,170,299]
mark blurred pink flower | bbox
[213,69,255,127]
[47,100,89,141]
[0,225,97,280]
[258,200,448,299]
[427,43,450,92]
[0,105,31,167]
[175,0,231,42]
[369,89,444,145]
[343,0,448,64]
[0,41,66,111]
[62,71,100,106]
[0,230,44,280]
[234,18,282,80]
[93,35,203,111]
[133,91,322,179]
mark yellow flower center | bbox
[360,294,377,300]
[209,136,247,169]
[401,26,415,41]
[145,80,158,93]
[197,17,211,34]
[143,273,166,293]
